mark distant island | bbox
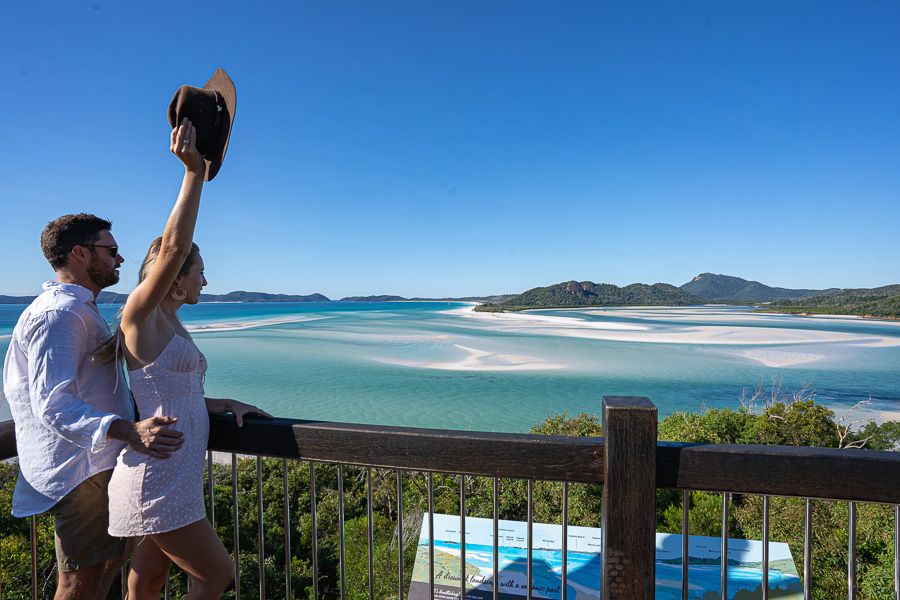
[475,280,701,312]
[0,290,330,304]
[196,291,331,303]
[340,295,406,302]
[2,274,898,318]
[340,294,515,303]
[0,290,512,305]
[472,274,900,319]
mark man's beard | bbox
[87,258,119,289]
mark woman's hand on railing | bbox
[205,397,274,427]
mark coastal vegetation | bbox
[475,280,702,312]
[762,285,900,319]
[681,275,900,319]
[679,273,836,303]
[4,272,899,319]
[2,394,896,599]
[470,275,900,319]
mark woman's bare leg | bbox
[149,519,233,599]
[128,537,172,599]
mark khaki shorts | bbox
[47,470,131,572]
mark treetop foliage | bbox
[1,391,896,599]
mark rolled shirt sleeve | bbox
[26,309,121,452]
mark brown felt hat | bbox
[167,68,236,181]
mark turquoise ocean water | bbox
[1,302,898,432]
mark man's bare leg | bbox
[55,555,122,600]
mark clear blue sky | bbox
[2,1,898,298]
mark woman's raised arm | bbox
[123,118,206,325]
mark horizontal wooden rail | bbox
[2,416,898,503]
[658,442,900,504]
[207,415,605,483]
[205,416,900,504]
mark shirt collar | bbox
[42,280,96,304]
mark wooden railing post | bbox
[602,396,657,600]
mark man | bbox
[3,214,185,600]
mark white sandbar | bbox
[187,315,329,333]
[737,349,826,368]
[448,305,900,349]
[376,343,565,372]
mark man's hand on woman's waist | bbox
[107,416,184,459]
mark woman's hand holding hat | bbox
[170,118,205,174]
[167,68,235,181]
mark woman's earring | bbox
[172,286,187,302]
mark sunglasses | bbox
[82,244,120,258]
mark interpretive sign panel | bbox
[408,513,802,600]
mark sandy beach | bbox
[445,305,900,368]
[451,306,900,346]
[579,306,900,326]
[872,409,900,425]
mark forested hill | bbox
[681,273,836,302]
[765,285,900,318]
[200,291,331,302]
[477,280,702,311]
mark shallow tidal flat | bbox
[1,302,898,431]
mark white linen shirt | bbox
[2,281,134,517]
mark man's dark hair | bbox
[40,213,113,270]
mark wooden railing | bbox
[1,396,899,599]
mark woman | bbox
[108,118,271,599]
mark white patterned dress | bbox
[108,335,209,536]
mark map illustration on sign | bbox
[409,513,802,599]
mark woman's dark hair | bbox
[41,213,112,270]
